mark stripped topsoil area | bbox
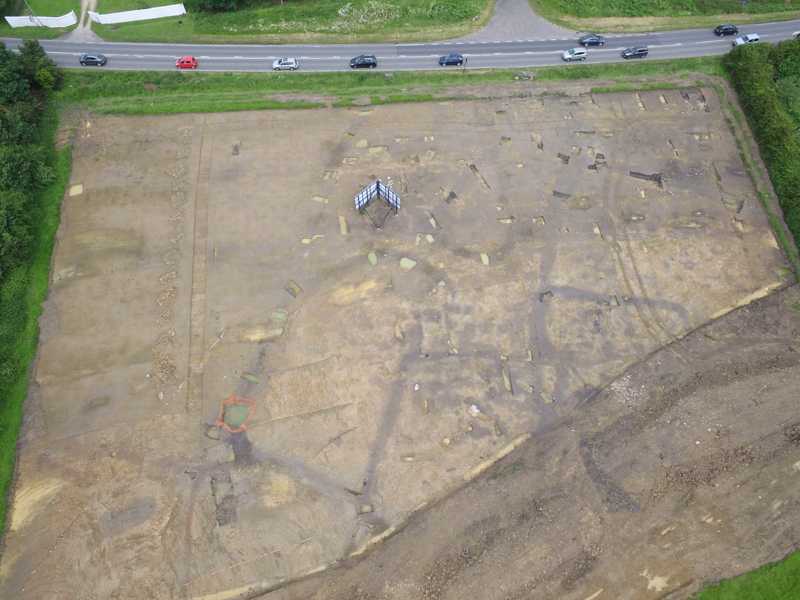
[0,88,793,599]
[268,284,800,600]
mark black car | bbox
[350,55,377,69]
[714,24,739,36]
[438,53,465,67]
[79,53,107,66]
[579,34,606,47]
[621,46,648,59]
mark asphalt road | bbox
[3,19,800,72]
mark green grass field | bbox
[533,0,800,18]
[0,0,79,39]
[530,0,800,32]
[93,0,493,43]
[0,108,71,534]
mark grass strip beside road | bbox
[0,108,71,534]
[529,0,800,33]
[57,56,724,114]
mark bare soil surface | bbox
[0,89,791,599]
[267,284,800,600]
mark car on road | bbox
[438,53,465,67]
[732,33,760,47]
[79,53,107,67]
[714,24,738,36]
[579,33,606,47]
[621,46,649,59]
[350,54,377,69]
[794,31,800,39]
[176,56,198,69]
[562,47,588,62]
[272,57,299,71]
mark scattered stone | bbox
[448,338,459,355]
[68,184,83,197]
[312,195,329,204]
[552,190,571,199]
[355,139,368,148]
[285,280,303,298]
[428,213,439,229]
[500,136,512,145]
[339,215,349,236]
[359,503,374,514]
[468,404,482,418]
[425,234,435,244]
[497,216,515,224]
[158,391,164,401]
[445,191,458,204]
[413,383,420,392]
[557,153,570,164]
[514,71,533,81]
[415,233,423,246]
[539,289,554,302]
[442,437,452,446]
[480,253,490,266]
[271,309,288,323]
[502,366,513,394]
[301,234,325,245]
[400,258,417,271]
[368,252,378,266]
[402,455,415,462]
[205,425,221,440]
[241,326,284,343]
[533,215,546,225]
[241,372,260,384]
[394,321,404,341]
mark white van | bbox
[562,47,588,62]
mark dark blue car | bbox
[438,53,465,67]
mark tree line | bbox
[725,38,800,254]
[0,40,61,283]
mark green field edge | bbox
[528,1,800,33]
[0,109,71,535]
[56,56,725,114]
[92,0,496,45]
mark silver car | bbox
[732,33,760,46]
[272,57,299,71]
[562,47,588,62]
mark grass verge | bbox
[57,56,725,114]
[695,551,800,599]
[0,107,70,534]
[0,0,79,40]
[529,0,800,33]
[92,0,494,44]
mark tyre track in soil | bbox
[260,284,800,600]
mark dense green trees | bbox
[0,40,60,281]
[725,39,800,252]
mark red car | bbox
[176,56,198,70]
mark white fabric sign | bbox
[5,11,77,28]
[88,4,186,25]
